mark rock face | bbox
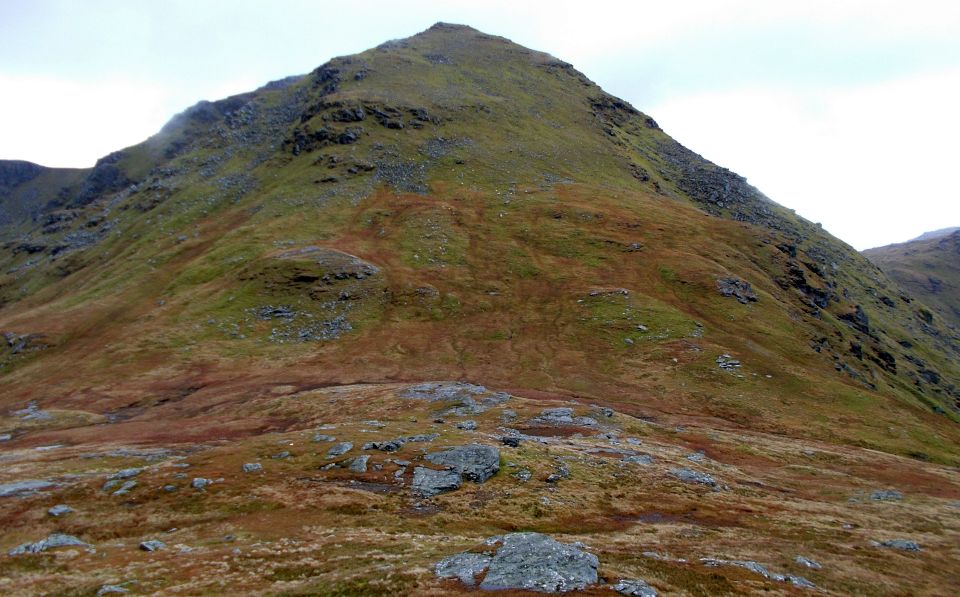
[9,533,90,555]
[412,466,462,496]
[436,532,599,592]
[716,277,758,304]
[424,444,500,482]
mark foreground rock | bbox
[9,533,90,555]
[425,444,500,482]
[437,532,598,592]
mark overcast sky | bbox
[2,0,958,249]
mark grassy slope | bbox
[0,23,958,463]
[865,231,960,329]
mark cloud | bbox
[646,68,960,249]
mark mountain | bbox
[866,229,960,330]
[1,24,959,595]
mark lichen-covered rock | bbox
[348,455,370,472]
[425,444,500,482]
[435,552,492,586]
[479,533,599,592]
[325,442,353,458]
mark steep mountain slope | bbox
[1,24,959,595]
[866,230,960,330]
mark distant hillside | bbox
[866,230,960,330]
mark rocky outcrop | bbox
[436,533,599,593]
[424,444,500,482]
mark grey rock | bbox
[0,433,11,441]
[401,382,510,416]
[877,539,920,551]
[312,433,336,442]
[139,540,166,552]
[502,436,522,447]
[701,558,814,588]
[716,277,758,304]
[456,420,478,431]
[412,466,461,496]
[716,354,741,370]
[326,442,353,458]
[795,555,822,570]
[242,463,263,473]
[109,468,143,480]
[870,489,903,501]
[0,479,54,497]
[48,504,74,517]
[670,468,717,486]
[613,578,658,596]
[272,451,291,459]
[97,585,130,595]
[9,533,90,555]
[112,480,137,496]
[162,485,178,492]
[623,454,653,465]
[348,455,370,473]
[686,451,707,463]
[435,551,492,586]
[425,444,500,482]
[191,478,211,490]
[513,468,532,482]
[362,439,405,452]
[478,532,599,592]
[529,407,598,427]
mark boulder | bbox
[435,552,492,586]
[312,433,336,442]
[716,277,758,304]
[411,466,461,496]
[326,442,353,458]
[877,539,920,551]
[349,455,370,473]
[425,444,500,482]
[795,555,822,570]
[670,468,717,486]
[139,540,166,552]
[870,489,903,501]
[242,463,263,473]
[9,533,90,555]
[479,533,599,592]
[0,480,54,497]
[48,504,74,517]
[528,407,598,427]
[613,578,658,596]
[191,478,211,490]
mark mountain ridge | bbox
[0,23,959,595]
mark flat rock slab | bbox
[425,444,500,482]
[437,532,599,592]
[528,407,598,427]
[401,382,510,415]
[613,578,658,596]
[670,468,717,486]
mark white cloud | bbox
[647,69,960,249]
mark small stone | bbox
[795,555,822,570]
[139,540,166,552]
[456,420,478,431]
[878,539,920,551]
[272,451,291,459]
[623,454,653,465]
[48,504,74,517]
[191,478,211,490]
[97,585,130,595]
[242,463,263,473]
[162,485,178,492]
[348,455,370,473]
[112,480,137,496]
[512,468,532,482]
[502,436,522,447]
[326,442,353,458]
[670,468,717,486]
[312,433,336,442]
[614,578,658,596]
[870,489,903,501]
[109,468,143,481]
[686,451,707,463]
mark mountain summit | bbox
[1,24,959,595]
